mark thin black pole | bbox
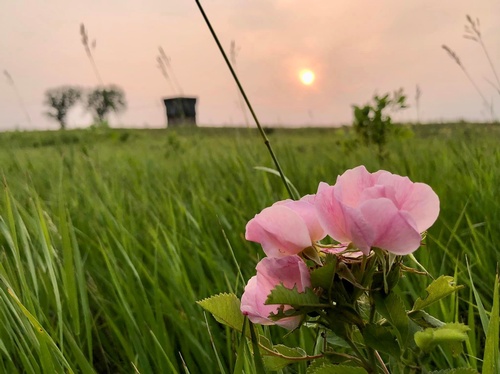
[194,0,297,200]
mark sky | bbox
[1,0,500,130]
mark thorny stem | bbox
[375,351,391,374]
[194,0,297,200]
[366,297,380,373]
[346,339,372,372]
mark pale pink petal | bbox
[277,195,326,242]
[334,166,373,208]
[359,198,423,255]
[315,183,351,243]
[340,203,375,255]
[241,276,274,325]
[275,315,303,330]
[359,185,394,202]
[397,183,440,232]
[245,205,312,257]
[320,244,364,258]
[373,172,414,207]
[241,257,308,330]
[315,167,439,256]
[256,256,311,292]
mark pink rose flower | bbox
[245,195,326,257]
[315,166,440,255]
[240,255,311,330]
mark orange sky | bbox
[1,1,500,130]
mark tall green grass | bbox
[0,124,498,372]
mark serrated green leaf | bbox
[414,323,469,356]
[362,324,401,358]
[325,333,350,349]
[409,310,446,328]
[307,363,368,374]
[262,344,307,371]
[307,359,333,373]
[311,260,336,290]
[413,276,463,311]
[429,369,479,374]
[266,284,319,307]
[482,273,499,374]
[197,293,244,332]
[374,292,409,348]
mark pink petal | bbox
[315,182,351,243]
[240,257,308,330]
[359,198,423,255]
[373,172,440,232]
[334,166,373,208]
[320,244,364,258]
[245,205,312,257]
[276,195,326,242]
[340,203,375,255]
[256,256,311,292]
[240,276,274,326]
[398,183,440,232]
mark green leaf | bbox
[262,344,307,371]
[466,257,490,334]
[311,260,336,290]
[307,359,333,372]
[482,273,499,374]
[233,318,247,374]
[413,276,463,311]
[373,292,409,348]
[253,166,300,199]
[408,310,445,328]
[414,323,469,356]
[249,321,266,374]
[266,284,319,307]
[307,363,368,374]
[428,369,479,374]
[325,333,350,349]
[362,324,401,358]
[302,246,322,265]
[197,293,244,332]
[336,262,365,289]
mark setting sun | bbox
[299,69,315,85]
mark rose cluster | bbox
[240,166,440,329]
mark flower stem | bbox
[374,350,390,374]
[346,339,372,372]
[194,0,297,200]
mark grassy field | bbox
[0,123,498,373]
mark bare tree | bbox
[44,86,82,129]
[86,85,126,127]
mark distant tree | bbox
[352,88,411,161]
[86,85,126,127]
[44,86,82,130]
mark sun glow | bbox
[299,69,315,85]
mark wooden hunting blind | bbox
[163,97,197,126]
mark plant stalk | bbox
[194,0,297,200]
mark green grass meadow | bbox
[0,123,499,373]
